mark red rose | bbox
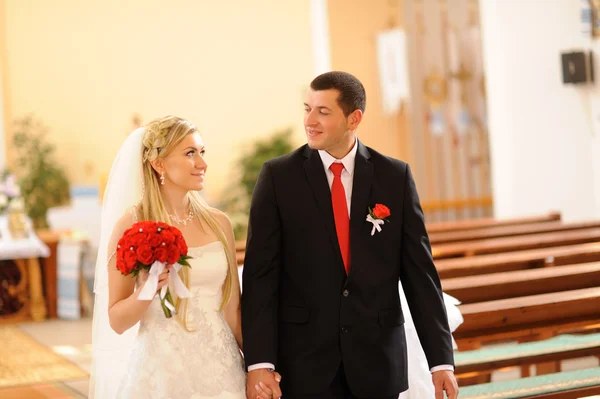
[117,235,130,249]
[154,247,168,263]
[161,229,176,244]
[157,222,170,230]
[373,204,391,219]
[116,254,125,273]
[176,236,188,255]
[167,244,180,265]
[123,250,138,272]
[148,234,163,248]
[116,248,124,264]
[136,244,154,265]
[130,233,148,246]
[132,221,149,231]
[123,227,136,237]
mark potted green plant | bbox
[12,116,70,229]
[223,127,294,240]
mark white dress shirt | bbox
[317,139,358,216]
[249,139,453,374]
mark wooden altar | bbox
[0,216,49,323]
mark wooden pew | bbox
[233,213,563,265]
[454,287,600,350]
[426,211,561,234]
[235,241,245,265]
[429,220,600,244]
[443,262,600,304]
[235,235,600,267]
[432,228,600,259]
[455,332,600,377]
[435,242,600,279]
[460,367,600,399]
[235,241,245,252]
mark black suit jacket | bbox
[241,141,454,397]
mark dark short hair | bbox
[310,71,366,116]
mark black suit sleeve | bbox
[241,162,281,369]
[399,164,455,368]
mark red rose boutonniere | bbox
[366,204,391,236]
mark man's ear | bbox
[348,109,363,131]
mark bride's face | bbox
[162,132,207,191]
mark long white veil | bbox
[89,127,146,398]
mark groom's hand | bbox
[432,370,459,399]
[247,369,282,399]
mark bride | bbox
[89,116,259,398]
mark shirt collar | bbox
[318,137,358,176]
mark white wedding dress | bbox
[398,279,464,399]
[117,241,246,399]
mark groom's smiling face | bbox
[304,89,362,159]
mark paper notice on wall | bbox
[376,29,410,115]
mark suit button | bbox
[341,327,348,333]
[343,289,349,297]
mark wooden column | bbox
[14,258,47,321]
[36,230,60,318]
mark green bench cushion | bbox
[455,333,600,367]
[460,367,600,399]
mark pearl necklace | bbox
[168,209,194,226]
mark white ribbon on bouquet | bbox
[137,261,192,312]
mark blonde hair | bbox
[138,115,237,330]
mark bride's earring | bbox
[160,172,165,185]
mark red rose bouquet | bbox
[116,221,192,318]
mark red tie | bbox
[330,163,350,274]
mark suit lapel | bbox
[303,146,345,271]
[349,141,373,276]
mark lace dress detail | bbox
[116,241,246,398]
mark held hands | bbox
[246,369,282,399]
[432,370,459,399]
[247,369,453,398]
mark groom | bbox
[242,71,458,399]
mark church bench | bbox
[435,242,600,278]
[459,367,600,399]
[235,236,600,268]
[454,287,600,349]
[425,212,561,234]
[432,228,600,259]
[442,262,600,303]
[233,213,564,265]
[429,220,600,244]
[454,332,600,379]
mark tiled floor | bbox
[1,318,92,399]
[0,383,86,399]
